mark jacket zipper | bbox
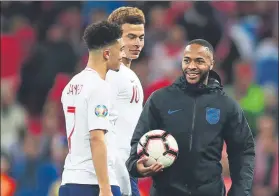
[189,98,196,152]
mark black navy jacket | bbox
[126,71,255,196]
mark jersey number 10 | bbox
[130,85,140,103]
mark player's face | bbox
[182,44,214,85]
[107,38,125,71]
[121,23,145,60]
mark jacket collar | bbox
[173,70,223,94]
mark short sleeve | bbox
[87,84,110,132]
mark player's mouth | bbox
[186,72,200,79]
[130,50,140,55]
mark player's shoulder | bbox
[146,86,171,107]
[106,64,139,83]
[62,69,109,98]
[82,69,110,93]
[106,64,126,78]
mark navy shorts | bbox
[130,177,140,196]
[59,184,121,196]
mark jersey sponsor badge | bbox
[95,105,108,117]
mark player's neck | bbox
[87,54,107,80]
[122,57,132,68]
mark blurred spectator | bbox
[82,1,127,24]
[144,5,168,55]
[46,135,68,196]
[1,153,16,196]
[263,85,278,124]
[230,15,262,61]
[10,133,41,196]
[254,115,278,196]
[164,2,193,26]
[144,67,181,103]
[0,2,42,24]
[18,23,77,116]
[47,73,71,132]
[232,60,265,135]
[11,16,37,62]
[39,101,61,159]
[177,2,222,49]
[254,22,278,89]
[148,24,186,82]
[57,6,82,54]
[86,8,107,25]
[1,30,23,79]
[131,57,150,89]
[1,79,27,152]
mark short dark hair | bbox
[187,39,214,54]
[108,7,145,25]
[83,21,122,50]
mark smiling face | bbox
[121,23,145,60]
[182,44,214,85]
[106,38,125,71]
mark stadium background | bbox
[1,1,278,196]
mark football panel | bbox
[146,138,166,159]
[165,134,179,152]
[157,153,176,168]
[147,129,166,137]
[144,156,156,167]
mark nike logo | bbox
[168,109,183,114]
[130,79,135,83]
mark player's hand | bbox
[136,157,164,177]
[99,188,113,196]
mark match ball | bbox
[137,130,179,168]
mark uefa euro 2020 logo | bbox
[95,105,108,117]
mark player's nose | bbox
[188,61,197,69]
[134,37,141,45]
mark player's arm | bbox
[126,93,161,178]
[87,87,111,191]
[223,99,255,196]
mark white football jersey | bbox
[106,64,144,154]
[106,64,143,195]
[61,67,118,186]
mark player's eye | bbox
[196,60,205,64]
[127,35,136,39]
[184,59,190,63]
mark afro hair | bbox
[83,21,122,50]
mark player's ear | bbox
[210,60,214,70]
[103,49,110,60]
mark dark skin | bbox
[137,44,215,177]
[182,44,214,85]
[136,157,164,177]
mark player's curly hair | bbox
[108,7,145,25]
[83,21,122,50]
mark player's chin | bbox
[185,76,200,84]
[128,53,140,60]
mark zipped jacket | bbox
[126,71,255,196]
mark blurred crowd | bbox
[1,1,278,196]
